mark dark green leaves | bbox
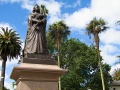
[48,20,70,45]
[0,27,22,60]
[40,4,48,17]
[85,17,108,37]
[112,68,120,81]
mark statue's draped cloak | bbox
[24,13,48,54]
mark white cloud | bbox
[6,59,19,67]
[63,0,120,30]
[37,0,62,16]
[0,71,9,81]
[74,0,81,7]
[36,0,62,24]
[1,0,120,28]
[0,61,18,90]
[0,0,21,3]
[65,0,81,8]
[100,28,120,44]
[64,7,94,29]
[0,71,14,90]
[73,0,120,65]
[100,44,120,65]
[0,0,34,11]
[21,0,34,11]
[110,64,120,75]
[21,39,25,49]
[0,61,1,67]
[91,0,120,26]
[101,52,118,65]
[48,15,61,25]
[0,22,12,29]
[1,0,63,25]
[13,0,62,17]
[5,81,13,90]
[100,44,120,54]
[0,74,14,90]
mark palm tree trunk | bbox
[58,43,60,67]
[1,59,7,90]
[57,40,61,90]
[58,44,61,90]
[97,46,105,90]
[95,33,105,90]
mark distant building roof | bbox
[110,81,120,86]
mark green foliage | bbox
[0,86,8,90]
[112,68,120,81]
[0,27,22,60]
[86,17,108,37]
[40,4,48,17]
[48,20,70,46]
[46,33,56,54]
[60,39,112,90]
[47,37,112,90]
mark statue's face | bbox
[34,5,39,11]
[34,5,38,10]
[33,5,40,13]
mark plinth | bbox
[10,54,67,90]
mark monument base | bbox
[10,63,67,90]
[20,54,56,65]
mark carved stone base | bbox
[21,58,56,65]
[24,53,52,58]
[10,63,67,90]
[21,54,56,65]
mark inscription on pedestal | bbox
[34,87,46,90]
[21,53,56,65]
[25,53,52,59]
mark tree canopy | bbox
[47,37,112,90]
[112,68,120,81]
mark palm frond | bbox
[85,17,108,37]
[48,20,70,45]
[40,4,48,17]
[112,68,120,81]
[0,27,22,60]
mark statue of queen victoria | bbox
[24,4,48,56]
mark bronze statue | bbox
[24,4,48,56]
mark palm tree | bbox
[114,55,120,65]
[112,68,120,81]
[116,21,120,25]
[40,4,48,17]
[0,27,22,90]
[85,17,108,90]
[48,20,70,90]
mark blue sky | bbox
[0,0,120,89]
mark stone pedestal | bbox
[10,61,67,90]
